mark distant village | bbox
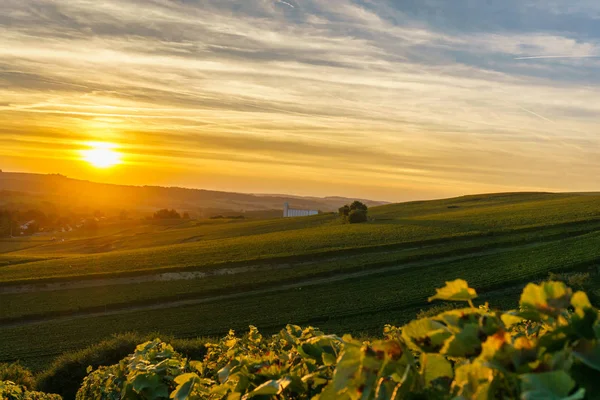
[0,209,108,238]
[1,201,353,238]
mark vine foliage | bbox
[75,279,600,399]
[3,279,599,399]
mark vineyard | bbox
[1,193,600,378]
[2,279,599,399]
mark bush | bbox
[0,363,36,390]
[0,380,61,400]
[36,333,208,400]
[77,340,188,400]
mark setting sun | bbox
[81,142,121,168]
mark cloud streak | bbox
[515,55,600,60]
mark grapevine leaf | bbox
[570,292,598,340]
[332,344,362,393]
[322,352,337,366]
[429,279,477,302]
[130,373,169,398]
[440,323,482,358]
[244,377,291,398]
[453,362,494,399]
[434,308,484,331]
[572,340,600,372]
[171,373,200,400]
[402,318,452,353]
[420,353,453,387]
[316,382,351,400]
[520,371,583,400]
[520,282,572,317]
[501,312,525,328]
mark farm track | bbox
[0,238,556,328]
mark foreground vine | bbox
[3,279,599,399]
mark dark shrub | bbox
[347,209,368,223]
[339,201,368,223]
[36,332,209,400]
[0,362,36,390]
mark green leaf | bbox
[440,324,482,358]
[332,344,362,393]
[571,291,593,310]
[520,371,583,400]
[218,362,234,384]
[244,377,291,398]
[131,373,169,398]
[570,292,599,339]
[501,312,526,328]
[171,373,200,400]
[429,279,477,302]
[453,362,494,399]
[420,353,453,387]
[573,340,600,372]
[520,281,572,317]
[322,352,337,366]
[402,318,452,352]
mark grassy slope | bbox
[1,192,600,370]
[2,193,600,283]
[3,220,600,321]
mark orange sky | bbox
[1,0,599,202]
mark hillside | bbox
[0,171,386,217]
[1,192,600,375]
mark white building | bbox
[283,202,319,218]
[20,220,35,230]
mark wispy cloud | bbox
[515,55,600,60]
[0,0,599,200]
[275,0,295,8]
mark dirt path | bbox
[1,240,549,328]
[0,245,434,294]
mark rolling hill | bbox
[1,191,600,374]
[0,171,387,217]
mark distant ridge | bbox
[0,171,388,215]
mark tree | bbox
[182,212,190,219]
[0,210,17,237]
[153,209,181,219]
[338,205,350,218]
[347,209,368,223]
[350,201,368,212]
[339,201,368,223]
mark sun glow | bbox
[81,142,122,168]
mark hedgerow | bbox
[63,279,600,399]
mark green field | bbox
[1,192,600,371]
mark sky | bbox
[1,0,599,202]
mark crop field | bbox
[1,192,600,371]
